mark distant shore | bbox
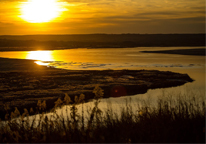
[0,34,205,51]
[141,48,206,56]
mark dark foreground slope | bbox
[1,95,205,143]
[0,85,205,143]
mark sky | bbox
[0,0,205,35]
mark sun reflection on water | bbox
[34,61,50,66]
[26,51,54,61]
[26,51,54,66]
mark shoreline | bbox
[0,46,205,52]
[0,57,194,119]
[141,48,205,56]
[0,34,205,51]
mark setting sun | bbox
[20,0,64,23]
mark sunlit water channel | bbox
[0,47,205,121]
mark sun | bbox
[20,0,64,23]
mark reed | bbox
[0,86,205,143]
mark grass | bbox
[0,86,205,143]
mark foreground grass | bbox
[0,86,205,143]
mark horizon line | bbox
[0,33,205,36]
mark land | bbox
[1,93,205,143]
[0,34,205,51]
[141,48,206,56]
[0,34,204,143]
[0,57,194,119]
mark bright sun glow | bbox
[26,51,54,61]
[20,0,63,23]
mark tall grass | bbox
[0,86,205,143]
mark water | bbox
[0,47,205,86]
[0,47,205,120]
[0,47,205,70]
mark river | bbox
[0,46,205,119]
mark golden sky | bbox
[0,0,205,35]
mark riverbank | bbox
[0,57,194,119]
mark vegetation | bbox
[0,86,205,143]
[0,34,205,51]
[0,68,194,120]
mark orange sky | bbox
[0,0,205,35]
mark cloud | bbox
[0,0,205,34]
[0,0,26,2]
